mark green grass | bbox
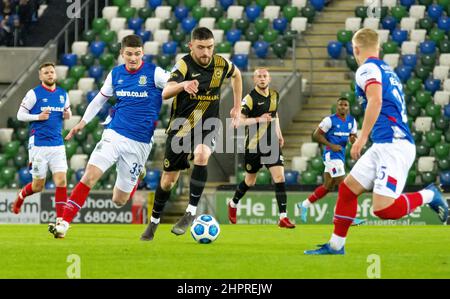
[0,224,449,278]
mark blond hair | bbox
[253,67,270,76]
[352,28,379,49]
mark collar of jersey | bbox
[124,61,144,74]
[41,83,56,92]
[255,87,270,98]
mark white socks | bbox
[302,199,311,208]
[329,233,346,251]
[186,204,197,215]
[419,189,434,204]
[150,216,160,224]
[279,212,287,219]
[229,200,237,208]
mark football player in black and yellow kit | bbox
[228,68,295,228]
[141,27,242,240]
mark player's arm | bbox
[16,90,49,122]
[162,59,198,100]
[313,117,341,152]
[275,112,284,148]
[349,118,358,144]
[65,72,112,140]
[63,92,72,120]
[237,94,271,127]
[229,66,242,128]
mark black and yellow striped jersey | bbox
[241,88,279,150]
[166,53,235,136]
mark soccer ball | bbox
[190,214,221,244]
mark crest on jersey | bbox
[42,98,48,103]
[348,123,352,130]
[60,95,65,104]
[139,75,147,85]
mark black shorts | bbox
[244,147,284,173]
[163,130,218,172]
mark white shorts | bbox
[323,157,346,178]
[88,129,152,193]
[29,145,68,179]
[350,139,416,198]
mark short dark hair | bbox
[121,34,143,48]
[39,62,55,70]
[191,27,214,41]
[337,97,349,103]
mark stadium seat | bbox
[443,79,450,91]
[401,41,418,55]
[72,41,89,56]
[211,30,224,44]
[345,17,362,32]
[376,30,390,44]
[145,17,162,32]
[418,156,435,172]
[227,5,244,20]
[420,40,436,55]
[217,17,233,32]
[77,78,95,95]
[383,54,400,68]
[256,170,271,185]
[154,30,170,44]
[301,143,319,159]
[425,103,442,119]
[99,30,118,46]
[434,91,450,106]
[263,29,278,43]
[273,17,288,33]
[0,128,14,146]
[102,6,119,21]
[70,154,88,172]
[264,5,281,21]
[435,141,450,159]
[410,29,427,43]
[291,17,308,33]
[68,90,83,107]
[440,171,450,186]
[155,6,172,19]
[363,18,380,30]
[382,0,397,7]
[110,17,126,32]
[246,5,261,22]
[99,53,115,69]
[63,115,81,131]
[400,17,416,32]
[118,29,134,41]
[300,171,317,184]
[199,17,215,30]
[174,6,189,21]
[383,41,399,54]
[92,18,108,34]
[415,116,433,132]
[410,5,426,19]
[90,41,106,58]
[55,65,69,80]
[234,41,251,55]
[130,0,146,8]
[284,170,299,186]
[232,54,248,70]
[433,66,449,80]
[283,6,298,22]
[439,54,450,67]
[417,143,431,157]
[292,0,307,10]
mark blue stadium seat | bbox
[174,6,189,21]
[128,17,144,31]
[400,0,415,9]
[254,41,269,58]
[392,29,408,45]
[245,5,261,22]
[76,169,85,181]
[420,40,436,55]
[144,169,161,190]
[61,53,78,68]
[440,171,450,186]
[438,16,450,32]
[284,170,299,186]
[402,54,417,68]
[220,0,233,10]
[428,4,443,22]
[45,180,56,190]
[181,17,197,33]
[148,0,162,10]
[98,102,112,120]
[346,42,353,55]
[89,65,104,81]
[327,41,342,59]
[226,29,242,45]
[232,54,248,70]
[444,104,450,118]
[143,54,154,63]
[273,17,288,33]
[425,78,441,95]
[86,90,99,103]
[396,65,413,83]
[310,0,325,12]
[18,167,32,186]
[381,16,397,31]
[90,41,107,58]
[136,29,152,42]
[162,41,178,55]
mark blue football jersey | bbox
[21,85,69,147]
[100,62,168,143]
[319,114,357,162]
[355,57,414,144]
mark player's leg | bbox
[228,172,257,224]
[269,165,295,228]
[171,144,212,236]
[299,172,333,223]
[48,145,69,220]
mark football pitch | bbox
[1,224,449,279]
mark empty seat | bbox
[201,0,216,8]
[227,5,244,20]
[71,41,88,56]
[211,29,224,44]
[291,156,309,172]
[401,41,417,55]
[155,6,172,19]
[363,18,380,30]
[55,65,69,80]
[0,128,14,146]
[434,91,450,106]
[110,17,126,32]
[199,17,215,30]
[264,5,281,21]
[301,142,319,159]
[443,79,450,91]
[292,0,307,9]
[220,53,231,60]
[433,66,449,81]
[153,30,170,44]
[291,17,308,33]
[68,90,83,107]
[376,29,390,44]
[118,29,134,41]
[440,54,450,67]
[400,17,417,32]
[234,41,251,55]
[102,6,119,21]
[414,116,433,132]
[64,115,81,130]
[364,0,380,6]
[145,17,161,32]
[130,0,146,8]
[70,154,89,171]
[418,156,435,173]
[345,17,362,32]
[144,41,159,55]
[383,54,400,69]
[410,29,426,43]
[77,78,95,94]
[409,5,426,19]
[382,0,397,8]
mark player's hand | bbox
[257,113,272,123]
[38,109,51,120]
[350,135,367,160]
[183,80,199,95]
[278,135,285,148]
[230,107,240,128]
[63,109,71,120]
[349,134,357,144]
[330,144,342,152]
[65,121,86,140]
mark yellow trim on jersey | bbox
[175,100,211,137]
[269,90,278,112]
[247,122,270,150]
[209,55,225,89]
[166,96,178,133]
[243,94,253,111]
[176,59,188,78]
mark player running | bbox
[51,34,170,238]
[13,62,71,223]
[227,68,295,228]
[298,97,364,225]
[304,28,448,255]
[140,27,242,240]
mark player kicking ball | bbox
[298,97,364,225]
[304,28,448,255]
[228,68,295,228]
[50,34,169,238]
[13,62,71,225]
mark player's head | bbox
[352,28,380,66]
[38,62,56,87]
[120,34,144,71]
[253,68,271,90]
[336,97,350,116]
[189,27,214,66]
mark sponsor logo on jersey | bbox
[116,90,149,98]
[40,106,64,112]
